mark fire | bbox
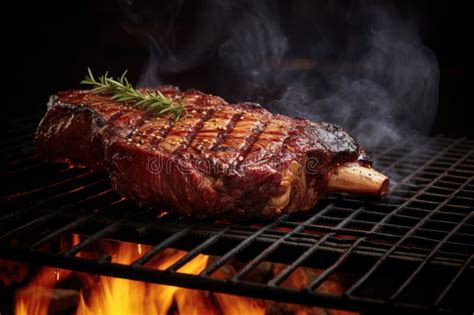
[76,242,211,315]
[7,235,358,315]
[15,267,72,315]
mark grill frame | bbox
[1,115,473,314]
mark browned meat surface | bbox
[36,87,362,219]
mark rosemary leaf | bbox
[81,68,185,120]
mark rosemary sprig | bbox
[81,68,185,120]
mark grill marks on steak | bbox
[36,87,360,219]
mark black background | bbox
[3,0,470,137]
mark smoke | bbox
[118,1,439,149]
[217,1,288,101]
[119,0,230,88]
[271,5,439,148]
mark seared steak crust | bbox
[35,87,360,219]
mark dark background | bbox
[3,0,470,137]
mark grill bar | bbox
[31,214,97,249]
[0,247,440,315]
[267,231,331,286]
[62,221,124,257]
[260,139,450,289]
[132,229,191,267]
[167,225,232,272]
[345,144,472,297]
[1,211,62,240]
[390,211,472,301]
[200,219,284,277]
[233,204,333,281]
[434,254,473,306]
[0,114,473,314]
[307,237,362,291]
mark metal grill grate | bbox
[1,115,473,314]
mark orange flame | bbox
[15,267,71,315]
[10,234,357,315]
[76,242,211,315]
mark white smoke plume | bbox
[119,1,439,149]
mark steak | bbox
[36,87,364,219]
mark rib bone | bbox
[328,163,389,196]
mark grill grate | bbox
[1,115,473,314]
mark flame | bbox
[76,242,212,315]
[72,233,81,246]
[15,267,71,315]
[10,234,357,315]
[214,293,264,315]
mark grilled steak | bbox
[36,87,362,219]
